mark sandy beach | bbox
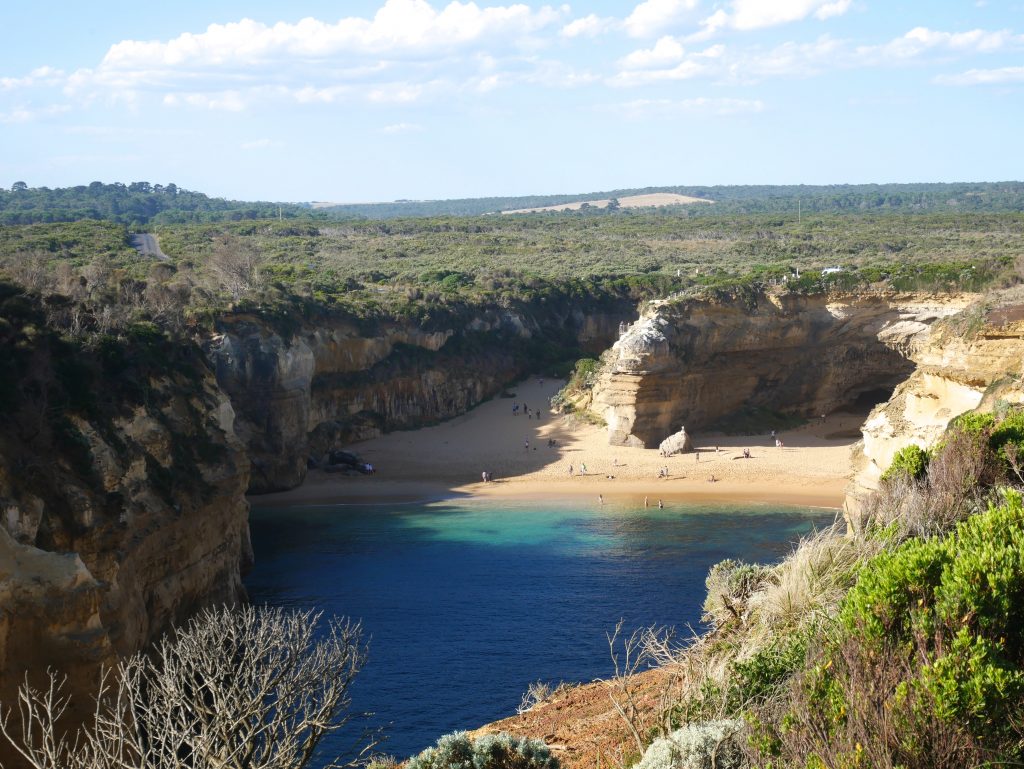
[252,378,863,511]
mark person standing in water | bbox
[658,499,664,508]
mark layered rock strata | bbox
[208,304,633,492]
[591,292,975,447]
[849,303,1024,507]
[0,345,250,711]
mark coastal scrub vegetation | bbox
[4,181,1023,225]
[615,410,1024,769]
[406,732,558,769]
[5,188,1018,434]
[0,606,377,769]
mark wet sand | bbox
[251,378,862,511]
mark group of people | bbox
[511,401,543,420]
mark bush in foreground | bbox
[408,731,558,769]
[764,491,1024,767]
[634,721,745,769]
[0,606,375,769]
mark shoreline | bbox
[250,377,861,513]
[249,476,848,510]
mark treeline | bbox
[0,181,315,226]
[5,181,1023,225]
[318,181,1024,219]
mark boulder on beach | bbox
[659,427,693,456]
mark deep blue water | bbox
[245,497,834,763]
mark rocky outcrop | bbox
[0,323,251,711]
[590,292,975,447]
[659,427,694,455]
[848,302,1024,509]
[208,302,634,492]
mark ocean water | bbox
[245,497,835,763]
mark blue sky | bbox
[1,0,1022,202]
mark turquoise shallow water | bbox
[245,497,835,763]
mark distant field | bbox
[501,192,714,214]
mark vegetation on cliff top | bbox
[1,198,1020,361]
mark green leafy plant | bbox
[880,443,930,482]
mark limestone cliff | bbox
[848,299,1024,507]
[590,291,975,447]
[208,302,633,492]
[0,297,250,708]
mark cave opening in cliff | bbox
[849,385,899,413]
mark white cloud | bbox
[935,65,1024,85]
[620,36,686,69]
[163,91,246,111]
[624,0,699,39]
[686,10,730,42]
[736,35,843,79]
[100,0,564,71]
[616,96,765,118]
[1,66,66,91]
[560,14,615,38]
[866,27,1024,60]
[0,103,71,123]
[729,0,852,31]
[381,122,424,134]
[611,40,725,86]
[609,59,706,87]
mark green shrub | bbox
[803,491,1024,753]
[726,633,809,711]
[407,732,558,769]
[989,408,1024,466]
[880,443,930,482]
[948,411,995,436]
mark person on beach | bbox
[695,452,700,463]
[708,475,717,483]
[663,465,669,477]
[644,496,649,507]
[568,463,573,475]
[743,448,751,458]
[598,494,604,505]
[658,499,664,509]
[481,471,487,483]
[580,463,587,475]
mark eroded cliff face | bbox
[208,303,633,492]
[0,328,250,710]
[847,305,1024,511]
[590,292,975,447]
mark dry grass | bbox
[501,193,714,214]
